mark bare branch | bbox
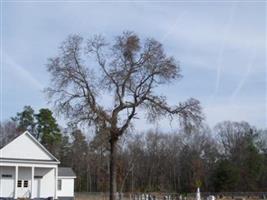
[46,31,203,138]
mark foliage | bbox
[12,105,35,134]
[213,121,265,192]
[36,108,62,155]
[212,159,240,192]
[8,106,62,156]
[70,129,89,191]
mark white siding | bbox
[38,168,56,198]
[0,166,15,198]
[0,134,52,160]
[0,166,57,199]
[18,167,31,180]
[33,168,55,198]
[57,178,75,197]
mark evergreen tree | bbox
[213,160,240,192]
[59,133,72,166]
[71,129,89,191]
[35,108,62,156]
[12,105,36,135]
[214,122,265,192]
[237,130,264,191]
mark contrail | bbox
[211,2,237,102]
[160,10,188,43]
[229,44,256,101]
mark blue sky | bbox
[1,1,266,131]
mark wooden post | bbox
[14,166,18,199]
[54,167,58,199]
[31,166,35,199]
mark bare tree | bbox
[0,120,20,146]
[215,121,253,156]
[46,31,203,200]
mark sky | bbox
[1,1,266,132]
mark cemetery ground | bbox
[75,192,267,200]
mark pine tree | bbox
[12,105,36,135]
[36,108,62,156]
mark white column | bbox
[54,167,58,199]
[31,166,35,199]
[14,166,18,199]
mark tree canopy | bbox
[46,31,204,200]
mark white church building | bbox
[0,131,76,199]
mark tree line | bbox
[1,106,266,193]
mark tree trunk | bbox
[110,138,118,200]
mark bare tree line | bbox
[1,112,267,193]
[57,122,267,193]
